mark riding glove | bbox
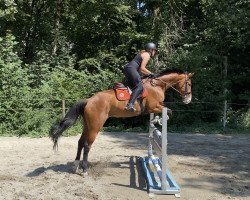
[148,73,158,79]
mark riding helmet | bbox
[145,42,157,51]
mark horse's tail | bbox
[49,100,88,150]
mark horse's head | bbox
[154,70,194,104]
[174,72,194,104]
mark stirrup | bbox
[125,103,136,112]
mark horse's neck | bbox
[157,73,182,91]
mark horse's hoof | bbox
[75,167,83,175]
[67,160,80,173]
[80,160,88,168]
[83,171,88,177]
[75,168,88,177]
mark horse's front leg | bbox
[147,102,172,115]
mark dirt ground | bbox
[0,132,249,200]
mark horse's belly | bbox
[109,101,143,118]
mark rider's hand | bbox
[148,73,158,79]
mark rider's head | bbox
[145,42,157,57]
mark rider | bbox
[123,42,158,112]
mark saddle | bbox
[113,82,148,101]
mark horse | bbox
[49,69,193,175]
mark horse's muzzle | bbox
[183,94,192,104]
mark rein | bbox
[149,73,190,97]
[153,78,181,94]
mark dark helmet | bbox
[145,42,157,51]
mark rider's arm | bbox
[139,52,152,75]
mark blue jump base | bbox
[142,157,180,196]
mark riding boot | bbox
[125,83,143,112]
[125,102,136,112]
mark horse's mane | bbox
[158,68,185,76]
[142,68,185,79]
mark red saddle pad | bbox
[114,87,148,101]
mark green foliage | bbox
[164,44,225,124]
[227,108,250,131]
[0,34,30,133]
[0,0,249,136]
[157,0,249,132]
[0,0,17,20]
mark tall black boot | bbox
[125,83,143,112]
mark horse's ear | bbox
[188,73,194,78]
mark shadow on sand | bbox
[102,131,250,198]
[26,163,75,177]
[26,131,250,198]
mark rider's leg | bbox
[128,82,143,105]
[126,76,143,111]
[125,82,143,111]
[123,66,143,111]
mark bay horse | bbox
[49,69,193,174]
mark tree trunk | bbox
[53,0,62,55]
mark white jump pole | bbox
[161,107,168,191]
[142,107,180,197]
[148,113,154,157]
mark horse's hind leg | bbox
[80,107,109,175]
[79,129,101,175]
[76,134,84,160]
[75,121,88,160]
[72,134,99,176]
[70,120,88,173]
[81,137,91,174]
[70,133,85,173]
[72,134,90,176]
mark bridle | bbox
[183,73,192,99]
[149,73,191,98]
